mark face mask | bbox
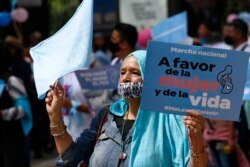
[108,41,120,54]
[118,82,143,99]
[224,36,234,45]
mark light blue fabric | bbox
[15,96,33,136]
[131,111,190,167]
[110,50,190,167]
[128,50,147,80]
[30,0,93,99]
[109,98,128,116]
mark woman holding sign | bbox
[45,50,207,167]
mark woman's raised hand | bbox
[45,80,64,122]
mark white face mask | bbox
[117,82,143,99]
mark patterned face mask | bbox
[118,82,143,99]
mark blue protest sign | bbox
[0,80,5,97]
[152,11,187,43]
[141,41,250,121]
[75,64,120,90]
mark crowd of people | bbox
[0,10,250,167]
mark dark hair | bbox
[114,23,138,48]
[198,21,214,31]
[229,19,249,38]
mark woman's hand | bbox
[184,110,205,135]
[45,80,64,123]
[184,110,205,152]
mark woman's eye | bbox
[133,71,141,75]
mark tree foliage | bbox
[49,0,79,35]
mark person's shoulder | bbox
[89,105,111,129]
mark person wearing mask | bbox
[45,50,208,167]
[84,23,139,112]
[108,23,139,102]
[109,23,138,65]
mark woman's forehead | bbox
[122,56,139,67]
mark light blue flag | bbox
[152,11,187,43]
[30,0,93,99]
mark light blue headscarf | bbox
[110,50,190,167]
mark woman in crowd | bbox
[45,50,208,167]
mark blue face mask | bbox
[118,82,143,99]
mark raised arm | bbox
[45,81,73,154]
[45,81,108,166]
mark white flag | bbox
[30,0,93,99]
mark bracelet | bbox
[50,118,65,133]
[188,130,205,167]
[51,130,66,140]
[50,119,67,139]
[50,127,67,140]
[51,130,66,137]
[50,124,67,134]
[50,119,64,128]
